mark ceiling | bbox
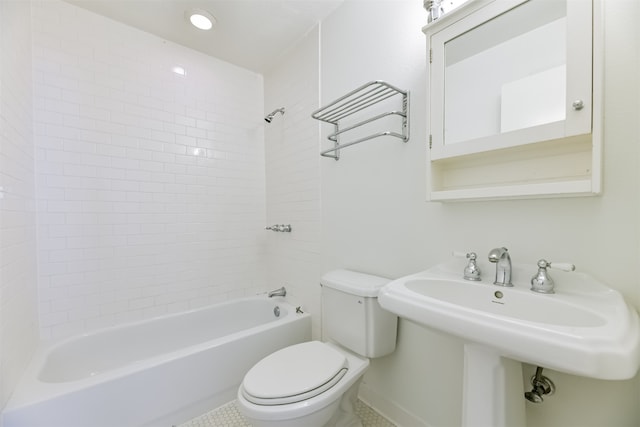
[65,0,345,73]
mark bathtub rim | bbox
[4,296,307,412]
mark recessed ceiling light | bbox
[171,66,186,76]
[187,9,216,31]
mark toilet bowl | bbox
[237,341,369,427]
[237,269,397,427]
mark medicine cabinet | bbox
[425,0,602,201]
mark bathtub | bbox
[2,297,311,427]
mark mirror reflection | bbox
[444,0,567,145]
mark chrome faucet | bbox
[488,247,513,287]
[463,252,481,281]
[265,224,292,232]
[268,286,287,298]
[530,259,576,294]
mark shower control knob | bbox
[265,224,292,232]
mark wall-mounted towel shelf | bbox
[311,80,410,160]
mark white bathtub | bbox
[2,297,311,427]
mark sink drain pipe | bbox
[524,367,555,403]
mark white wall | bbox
[320,3,464,425]
[32,0,268,339]
[0,0,39,410]
[263,27,323,338]
[320,0,639,426]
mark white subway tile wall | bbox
[32,0,267,339]
[0,0,39,408]
[264,27,322,338]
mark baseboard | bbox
[358,382,431,427]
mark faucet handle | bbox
[452,251,481,281]
[452,250,474,258]
[537,259,576,272]
[464,252,481,281]
[546,261,576,272]
[531,259,575,294]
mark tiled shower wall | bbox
[32,0,267,339]
[0,0,39,408]
[264,27,322,338]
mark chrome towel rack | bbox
[311,80,410,160]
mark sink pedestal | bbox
[462,344,526,427]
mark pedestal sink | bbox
[378,260,640,427]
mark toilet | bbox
[237,269,398,427]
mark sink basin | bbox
[405,278,606,327]
[379,262,640,380]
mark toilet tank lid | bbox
[320,269,391,297]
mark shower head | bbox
[264,107,285,123]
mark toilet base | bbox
[324,377,363,427]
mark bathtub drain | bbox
[274,306,280,317]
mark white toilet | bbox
[237,269,398,427]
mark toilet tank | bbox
[320,270,398,358]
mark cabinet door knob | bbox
[572,100,584,110]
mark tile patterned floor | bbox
[178,399,396,427]
[354,399,397,427]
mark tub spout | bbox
[268,287,286,298]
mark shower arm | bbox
[264,107,285,123]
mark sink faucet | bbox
[488,247,513,287]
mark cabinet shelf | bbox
[312,80,409,160]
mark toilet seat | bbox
[241,341,348,405]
